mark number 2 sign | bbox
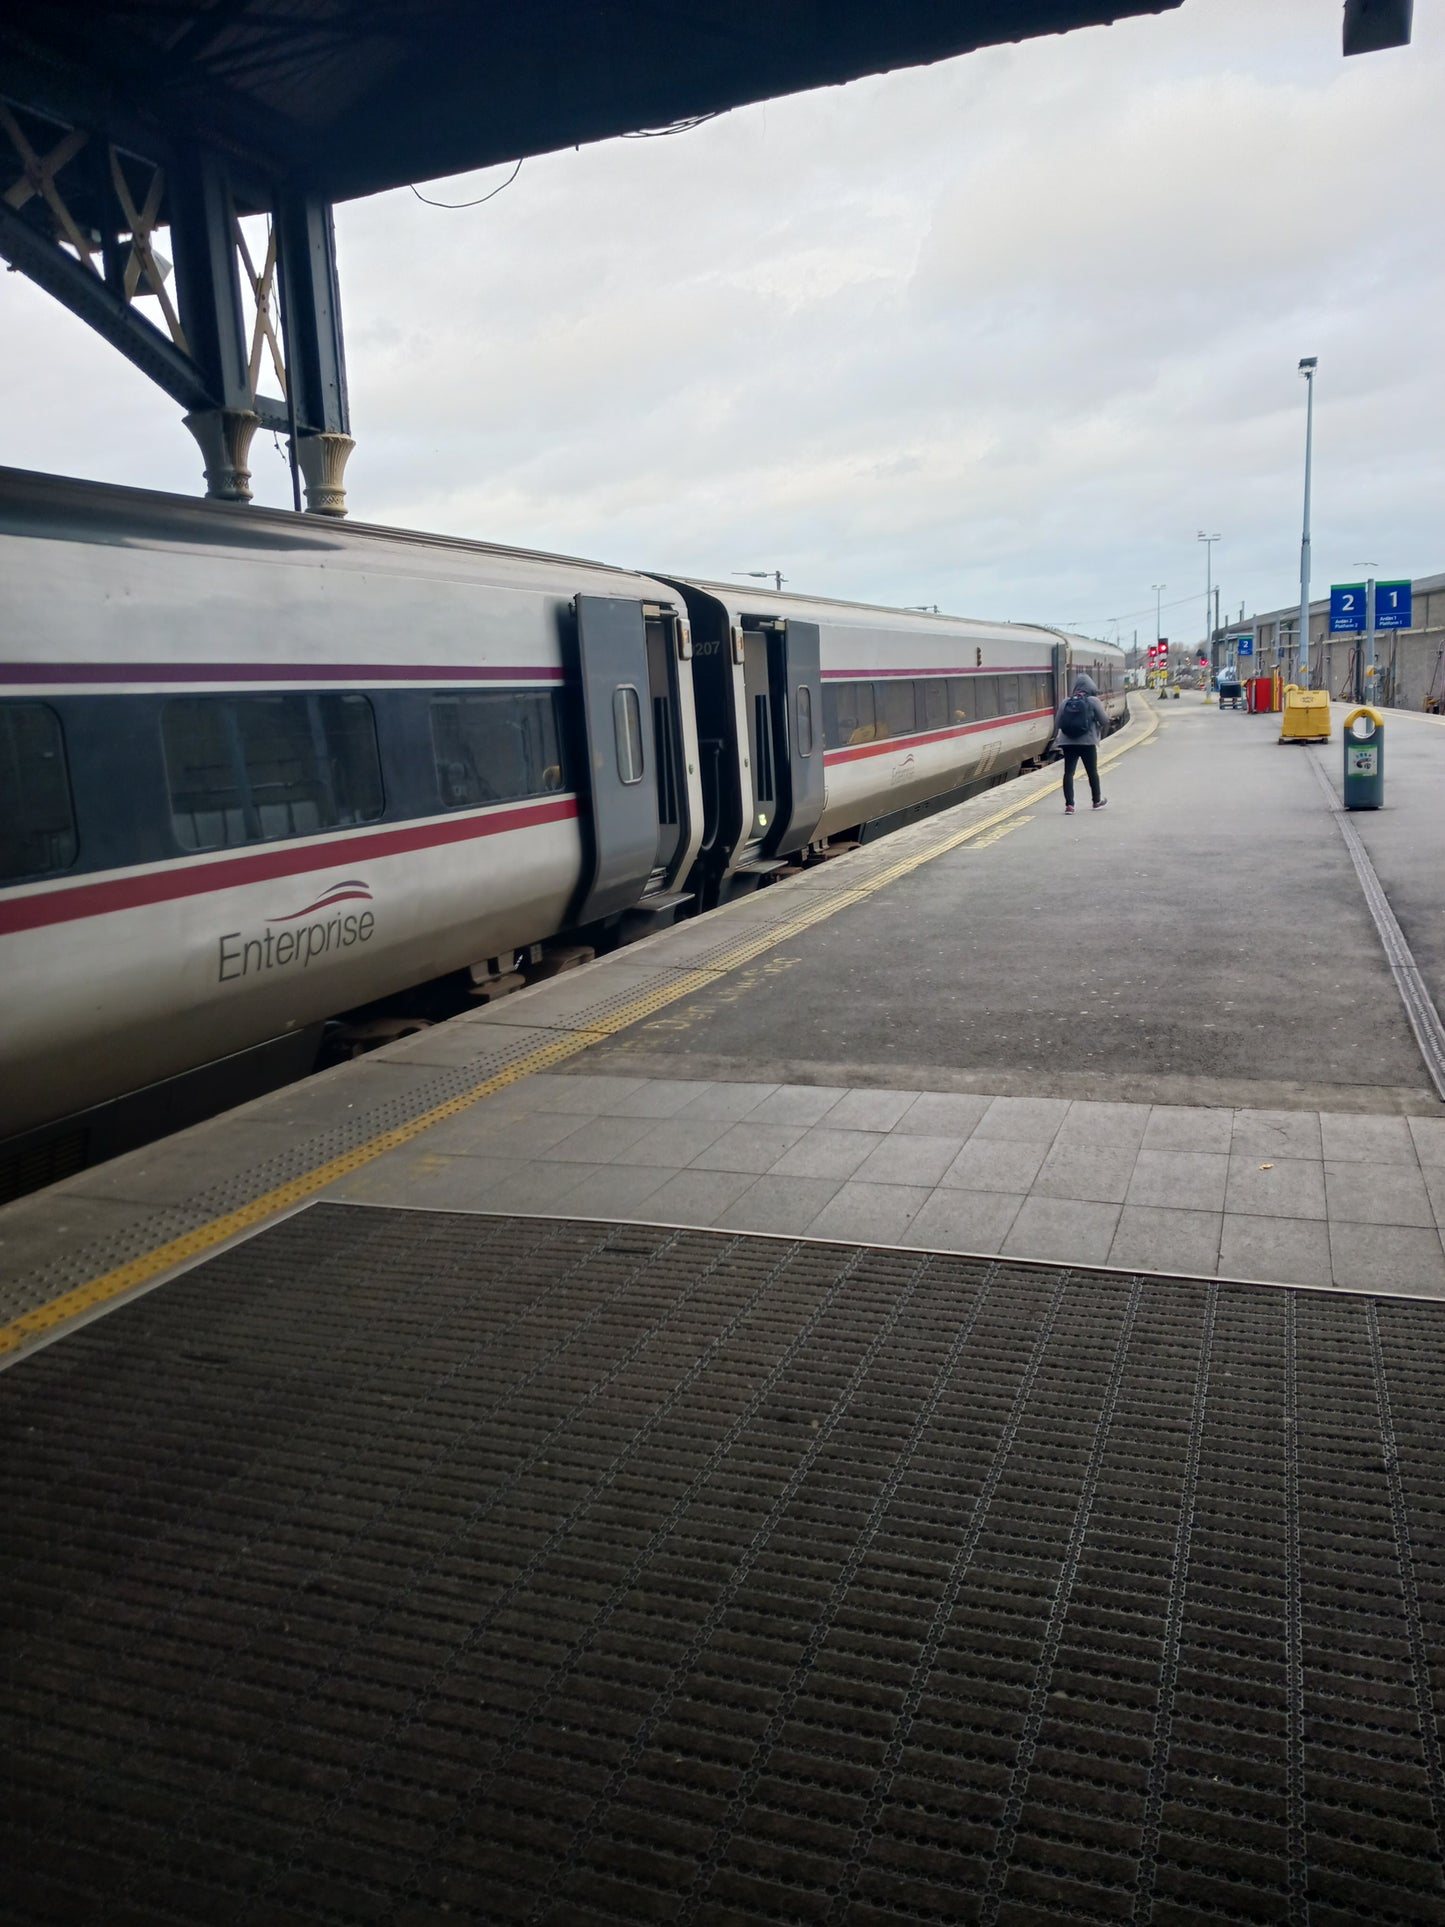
[1330,584,1366,634]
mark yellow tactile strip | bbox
[0,707,1157,1359]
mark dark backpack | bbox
[1058,690,1091,740]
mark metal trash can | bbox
[1343,705,1384,809]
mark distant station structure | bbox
[0,0,1409,519]
[1234,572,1445,712]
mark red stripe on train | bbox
[0,797,580,937]
[823,708,1054,764]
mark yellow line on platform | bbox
[0,705,1158,1358]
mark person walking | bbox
[1053,673,1109,814]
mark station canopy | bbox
[5,1,1180,211]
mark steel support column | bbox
[170,147,259,501]
[277,192,353,516]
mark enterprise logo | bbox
[219,878,376,982]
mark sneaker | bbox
[1093,797,1108,810]
[1064,804,1075,815]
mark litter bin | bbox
[1342,706,1384,809]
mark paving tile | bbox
[525,1073,651,1114]
[1319,1113,1418,1164]
[1224,1152,1326,1222]
[1324,1161,1435,1229]
[478,1161,600,1213]
[1032,1141,1138,1206]
[716,1176,846,1236]
[1230,1109,1324,1161]
[1051,1101,1151,1152]
[1126,1150,1229,1212]
[900,1190,1024,1255]
[1329,1222,1445,1296]
[971,1097,1070,1144]
[591,1079,722,1119]
[687,1123,809,1175]
[1108,1206,1223,1277]
[0,1193,180,1277]
[825,1089,923,1132]
[805,1182,932,1245]
[1408,1117,1445,1167]
[633,1168,759,1227]
[769,1128,885,1181]
[849,1134,966,1189]
[54,1117,284,1208]
[325,1152,525,1209]
[1219,1215,1333,1288]
[420,1107,592,1159]
[893,1092,993,1139]
[1002,1198,1122,1267]
[1424,1165,1445,1227]
[671,1081,780,1123]
[609,1117,734,1168]
[940,1137,1049,1194]
[551,1164,676,1219]
[1141,1106,1234,1154]
[529,1113,662,1162]
[743,1085,849,1127]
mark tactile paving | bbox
[5,1206,1442,1925]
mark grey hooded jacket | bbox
[1052,673,1109,749]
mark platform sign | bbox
[1235,635,1254,657]
[1376,581,1413,630]
[1330,584,1366,633]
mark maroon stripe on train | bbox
[819,665,1052,680]
[823,708,1054,764]
[0,662,565,685]
[0,797,579,937]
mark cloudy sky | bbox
[2,0,1440,648]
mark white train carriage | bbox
[0,466,1126,1190]
[0,469,702,1152]
[665,579,1126,883]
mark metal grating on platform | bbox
[3,1206,1444,1925]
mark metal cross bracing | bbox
[0,96,353,513]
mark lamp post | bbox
[733,569,786,592]
[1197,533,1220,697]
[1298,357,1317,686]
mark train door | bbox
[570,595,684,925]
[644,610,685,888]
[765,619,825,857]
[741,627,776,852]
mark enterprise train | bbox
[0,467,1125,1195]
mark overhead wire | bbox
[409,159,523,208]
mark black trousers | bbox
[1062,743,1100,806]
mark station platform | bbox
[7,693,1445,1923]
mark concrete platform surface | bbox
[7,693,1445,1361]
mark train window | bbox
[998,674,1021,717]
[948,678,972,724]
[830,680,876,746]
[613,685,644,784]
[795,684,814,757]
[431,690,566,810]
[163,694,384,852]
[973,677,999,721]
[875,680,916,741]
[0,701,77,882]
[919,679,948,731]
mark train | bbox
[0,466,1125,1197]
